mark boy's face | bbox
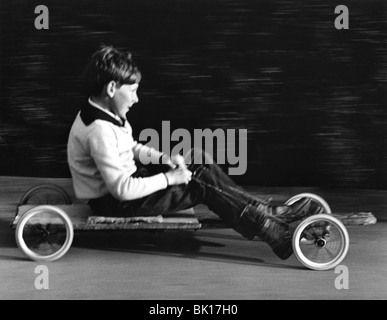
[110,83,139,119]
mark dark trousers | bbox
[88,149,265,239]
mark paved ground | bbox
[0,177,386,300]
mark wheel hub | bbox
[315,238,326,248]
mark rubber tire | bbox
[285,193,331,214]
[292,214,349,271]
[18,184,72,206]
[15,205,74,262]
[15,184,72,221]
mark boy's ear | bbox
[105,81,117,98]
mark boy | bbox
[67,45,322,260]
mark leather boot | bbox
[238,204,293,260]
[238,198,323,260]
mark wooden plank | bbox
[16,204,195,218]
[14,204,201,231]
[80,216,201,230]
[332,212,377,225]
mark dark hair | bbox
[83,45,141,96]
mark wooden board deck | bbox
[332,212,377,225]
[81,216,202,230]
[13,204,201,231]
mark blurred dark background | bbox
[0,0,386,188]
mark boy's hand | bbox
[165,167,192,186]
[170,154,187,169]
[161,154,187,169]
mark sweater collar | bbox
[80,98,126,127]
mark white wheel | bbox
[285,193,331,214]
[15,205,74,262]
[292,214,349,271]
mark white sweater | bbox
[67,100,168,201]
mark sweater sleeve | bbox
[86,124,168,201]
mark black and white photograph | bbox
[0,0,386,303]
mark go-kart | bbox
[11,184,350,271]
